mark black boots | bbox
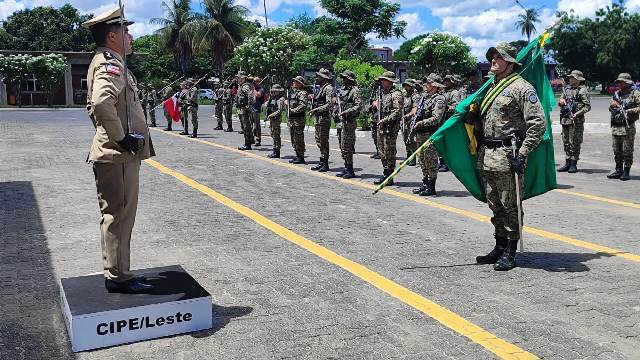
[214,125,223,130]
[413,178,428,194]
[557,158,570,172]
[224,127,234,132]
[267,148,280,158]
[408,158,416,166]
[494,239,519,271]
[371,153,380,159]
[567,159,578,173]
[341,164,356,179]
[179,131,189,135]
[476,236,507,264]
[105,278,154,294]
[620,166,631,181]
[291,154,306,164]
[607,164,623,179]
[189,129,198,138]
[374,169,393,185]
[311,158,329,172]
[419,179,437,196]
[438,158,449,172]
[163,125,172,131]
[238,143,252,150]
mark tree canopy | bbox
[408,33,477,78]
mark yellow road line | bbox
[153,128,640,263]
[553,189,640,210]
[145,158,538,360]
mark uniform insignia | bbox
[102,51,114,60]
[528,92,539,104]
[105,64,121,76]
[502,89,510,96]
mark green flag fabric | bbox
[430,35,557,202]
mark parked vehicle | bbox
[199,88,214,100]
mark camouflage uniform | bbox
[266,84,286,158]
[607,73,640,180]
[139,85,148,121]
[310,69,334,171]
[402,79,418,165]
[178,84,189,134]
[336,70,362,178]
[222,83,233,131]
[145,86,156,126]
[214,85,225,129]
[161,84,174,130]
[252,84,266,145]
[558,70,591,172]
[236,74,253,148]
[475,43,546,271]
[288,77,308,162]
[413,74,447,196]
[373,71,403,183]
[187,82,199,137]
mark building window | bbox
[22,76,43,92]
[80,76,88,91]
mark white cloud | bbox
[557,0,612,18]
[0,0,25,20]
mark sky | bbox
[2,0,640,58]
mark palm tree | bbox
[515,8,540,42]
[186,0,250,73]
[151,0,195,76]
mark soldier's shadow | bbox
[516,251,615,272]
[190,304,253,338]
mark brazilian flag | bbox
[430,34,557,202]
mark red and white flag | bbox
[163,93,180,122]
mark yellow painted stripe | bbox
[553,189,640,210]
[144,158,538,360]
[152,129,640,263]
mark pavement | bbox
[0,101,639,360]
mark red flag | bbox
[163,94,180,122]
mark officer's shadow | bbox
[516,251,615,272]
[190,304,253,338]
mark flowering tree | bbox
[230,26,310,85]
[28,54,67,106]
[408,32,477,78]
[0,54,33,106]
[333,58,385,88]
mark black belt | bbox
[483,137,522,149]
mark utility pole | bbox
[263,0,268,28]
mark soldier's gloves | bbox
[117,134,140,154]
[510,153,526,175]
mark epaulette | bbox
[103,51,115,60]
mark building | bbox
[0,50,147,106]
[368,47,393,62]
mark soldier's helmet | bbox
[402,78,415,88]
[486,42,521,65]
[236,71,247,79]
[270,84,284,93]
[292,75,306,86]
[315,68,332,80]
[376,71,399,83]
[568,70,585,82]
[615,73,633,85]
[340,70,356,83]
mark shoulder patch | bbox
[103,51,114,60]
[502,89,510,97]
[104,64,121,76]
[527,92,539,104]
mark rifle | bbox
[376,85,382,129]
[286,88,291,127]
[190,70,214,88]
[612,91,630,129]
[310,82,319,110]
[155,76,184,98]
[560,86,576,123]
[335,86,343,126]
[408,95,425,139]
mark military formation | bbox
[82,4,638,292]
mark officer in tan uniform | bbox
[83,7,155,293]
[473,43,546,271]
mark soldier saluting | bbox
[474,43,546,271]
[82,7,155,293]
[557,70,590,173]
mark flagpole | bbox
[511,136,524,253]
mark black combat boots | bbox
[190,129,198,138]
[413,178,428,194]
[267,148,280,158]
[291,154,306,164]
[476,236,508,264]
[607,164,623,179]
[163,125,172,131]
[342,164,356,179]
[620,166,631,181]
[311,158,325,171]
[567,159,578,173]
[408,158,416,166]
[224,127,234,132]
[238,143,252,150]
[557,158,571,172]
[214,125,223,130]
[494,239,519,271]
[374,169,393,185]
[419,179,437,197]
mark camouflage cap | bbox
[236,71,247,78]
[315,68,332,80]
[568,70,585,82]
[292,75,306,86]
[486,42,521,65]
[615,73,633,84]
[270,84,284,93]
[376,71,398,83]
[425,73,445,88]
[444,74,461,84]
[402,78,415,88]
[340,70,356,82]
